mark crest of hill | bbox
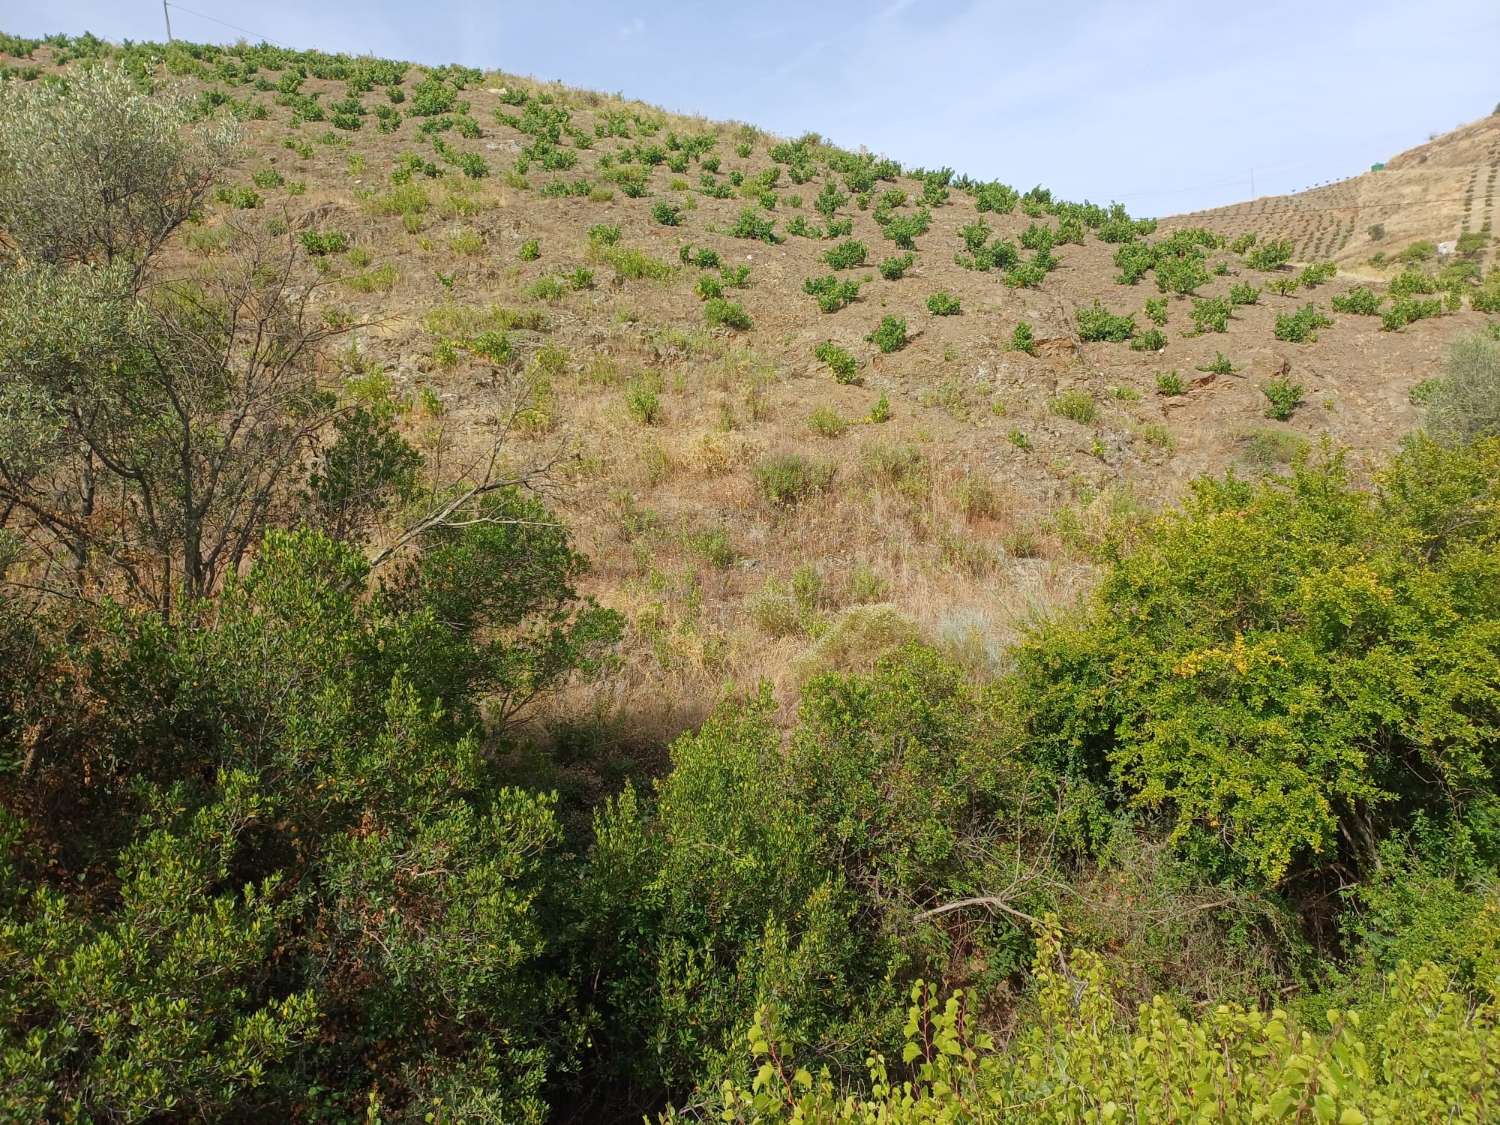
[1164,110,1500,271]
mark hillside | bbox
[3,30,1500,1125]
[1167,109,1500,272]
[1,35,1495,739]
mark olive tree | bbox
[0,62,239,273]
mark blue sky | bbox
[9,1,1499,215]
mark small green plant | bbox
[867,315,909,353]
[878,253,914,280]
[518,238,540,261]
[1155,370,1185,396]
[926,291,961,316]
[1007,428,1031,450]
[1228,282,1260,305]
[704,297,752,330]
[1262,376,1304,419]
[823,239,868,269]
[808,405,849,437]
[300,229,349,256]
[803,274,862,313]
[1130,328,1166,352]
[1143,297,1169,326]
[625,378,661,424]
[1274,303,1332,343]
[650,200,682,226]
[587,223,621,246]
[1010,321,1036,354]
[1246,238,1293,270]
[814,341,860,384]
[694,275,724,301]
[1077,301,1135,342]
[753,453,835,507]
[731,207,779,243]
[1190,297,1231,334]
[1198,352,1236,375]
[869,394,891,423]
[1331,286,1383,315]
[1050,389,1097,424]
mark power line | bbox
[162,2,287,48]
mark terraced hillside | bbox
[3,33,1497,737]
[1168,109,1500,272]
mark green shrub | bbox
[518,238,540,261]
[814,340,861,384]
[693,274,723,301]
[1190,296,1231,334]
[1017,437,1500,886]
[1010,321,1036,354]
[730,207,779,243]
[1143,297,1169,326]
[823,239,868,269]
[650,200,682,226]
[878,253,914,280]
[925,291,961,316]
[1245,239,1293,270]
[1331,286,1382,315]
[300,229,350,255]
[753,453,836,506]
[1131,328,1166,352]
[704,297,751,330]
[1423,332,1500,445]
[1382,296,1444,331]
[1274,303,1332,343]
[1155,370,1185,395]
[808,405,849,437]
[1261,376,1304,419]
[1198,351,1236,375]
[625,378,661,424]
[867,315,909,353]
[1076,301,1135,342]
[1228,282,1261,305]
[1297,261,1337,288]
[803,274,861,313]
[1050,389,1097,424]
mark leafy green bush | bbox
[1130,328,1166,352]
[803,274,861,313]
[1017,437,1500,886]
[823,239,867,269]
[1381,296,1444,331]
[1228,282,1261,305]
[730,207,779,243]
[1143,297,1168,326]
[814,340,861,384]
[925,291,961,316]
[1331,286,1382,315]
[1262,376,1304,419]
[1190,296,1231,333]
[1076,301,1135,342]
[877,253,914,280]
[1245,238,1294,270]
[650,200,682,226]
[1050,389,1096,424]
[625,377,661,424]
[704,297,752,330]
[1274,303,1332,343]
[867,315,909,353]
[518,237,540,261]
[300,229,350,255]
[706,929,1500,1124]
[1155,370,1184,395]
[1010,321,1036,354]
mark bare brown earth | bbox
[7,44,1496,741]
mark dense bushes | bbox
[1017,439,1500,886]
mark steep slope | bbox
[3,33,1495,737]
[1166,110,1500,270]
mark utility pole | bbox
[163,0,173,42]
[1250,168,1256,199]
